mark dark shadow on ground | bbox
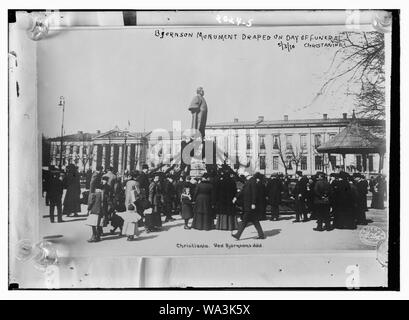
[100,234,127,241]
[43,235,64,240]
[137,234,159,241]
[240,228,282,240]
[61,218,87,223]
[276,216,295,221]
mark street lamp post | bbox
[58,96,65,170]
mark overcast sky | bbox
[37,25,360,137]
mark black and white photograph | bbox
[7,9,399,290]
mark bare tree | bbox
[277,136,290,175]
[290,145,307,172]
[317,31,385,119]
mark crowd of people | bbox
[42,163,387,243]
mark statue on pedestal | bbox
[187,87,209,177]
[188,87,208,139]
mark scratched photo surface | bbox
[35,23,389,269]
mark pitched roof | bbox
[48,129,149,142]
[48,132,97,142]
[317,120,386,154]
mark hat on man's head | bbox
[142,164,149,170]
[296,171,303,176]
[339,171,350,180]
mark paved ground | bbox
[39,198,388,258]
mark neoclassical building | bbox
[205,113,386,175]
[48,127,149,173]
[47,113,386,176]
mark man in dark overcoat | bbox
[232,172,265,240]
[266,174,282,221]
[293,171,309,222]
[48,171,64,223]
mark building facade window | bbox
[259,155,266,170]
[314,134,322,148]
[259,135,266,150]
[301,156,307,171]
[273,156,279,170]
[246,134,252,150]
[273,135,280,150]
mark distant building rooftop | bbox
[48,128,149,142]
[207,113,385,129]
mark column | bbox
[79,144,84,172]
[102,144,106,169]
[65,144,70,166]
[51,143,56,166]
[73,145,78,167]
[92,145,97,171]
[106,145,111,168]
[118,145,123,174]
[135,143,140,170]
[126,145,131,172]
[110,145,114,168]
[83,145,89,171]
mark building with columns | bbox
[48,127,149,173]
[47,114,385,176]
[205,113,386,175]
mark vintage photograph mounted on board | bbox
[8,10,396,288]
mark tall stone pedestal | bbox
[189,158,206,178]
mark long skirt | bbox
[192,212,214,230]
[216,214,238,230]
[63,189,81,214]
[181,204,194,220]
[333,207,357,230]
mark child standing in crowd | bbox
[86,187,104,242]
[181,186,194,229]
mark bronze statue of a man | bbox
[188,87,208,139]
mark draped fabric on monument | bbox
[317,118,386,173]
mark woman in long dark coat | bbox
[192,173,215,231]
[146,175,163,232]
[372,175,386,209]
[215,172,238,231]
[333,172,357,230]
[63,165,81,217]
